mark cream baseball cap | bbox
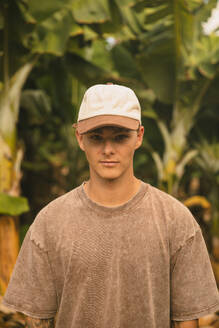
[74,84,141,134]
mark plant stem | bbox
[192,79,211,117]
[3,2,9,93]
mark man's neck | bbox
[84,175,141,207]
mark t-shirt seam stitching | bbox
[30,225,47,252]
[45,249,59,309]
[28,227,59,310]
[170,227,201,274]
[44,215,59,309]
[172,300,219,317]
[77,185,149,217]
[3,299,57,315]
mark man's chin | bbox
[98,172,121,181]
[102,175,119,181]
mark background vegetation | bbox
[0,0,219,294]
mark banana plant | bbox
[0,0,127,294]
[196,140,219,235]
[111,0,219,196]
[0,1,35,294]
[195,140,219,283]
[143,1,219,196]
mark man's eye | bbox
[114,135,129,142]
[89,135,102,141]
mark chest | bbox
[61,213,170,279]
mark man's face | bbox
[76,125,144,181]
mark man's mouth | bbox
[100,161,119,167]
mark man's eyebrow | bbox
[113,129,132,134]
[88,128,104,134]
[87,127,132,134]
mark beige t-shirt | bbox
[3,182,219,327]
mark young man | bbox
[3,84,219,328]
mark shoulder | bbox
[37,184,83,220]
[147,185,200,252]
[29,185,84,250]
[148,184,194,218]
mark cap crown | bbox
[78,84,141,123]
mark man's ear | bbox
[135,125,144,150]
[75,130,85,151]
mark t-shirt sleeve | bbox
[2,226,58,319]
[170,223,219,321]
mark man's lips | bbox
[99,161,119,167]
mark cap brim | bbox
[75,115,140,134]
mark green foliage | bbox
[15,0,219,201]
[195,140,219,236]
[19,224,29,245]
[114,0,219,196]
[111,44,142,80]
[65,53,112,85]
[0,0,218,242]
[21,89,51,118]
[73,0,111,23]
[196,141,219,177]
[0,193,29,216]
[30,10,74,56]
[18,58,89,218]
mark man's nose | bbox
[102,139,115,155]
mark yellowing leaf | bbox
[183,196,211,209]
[0,193,29,216]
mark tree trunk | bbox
[0,131,20,295]
[0,216,19,294]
